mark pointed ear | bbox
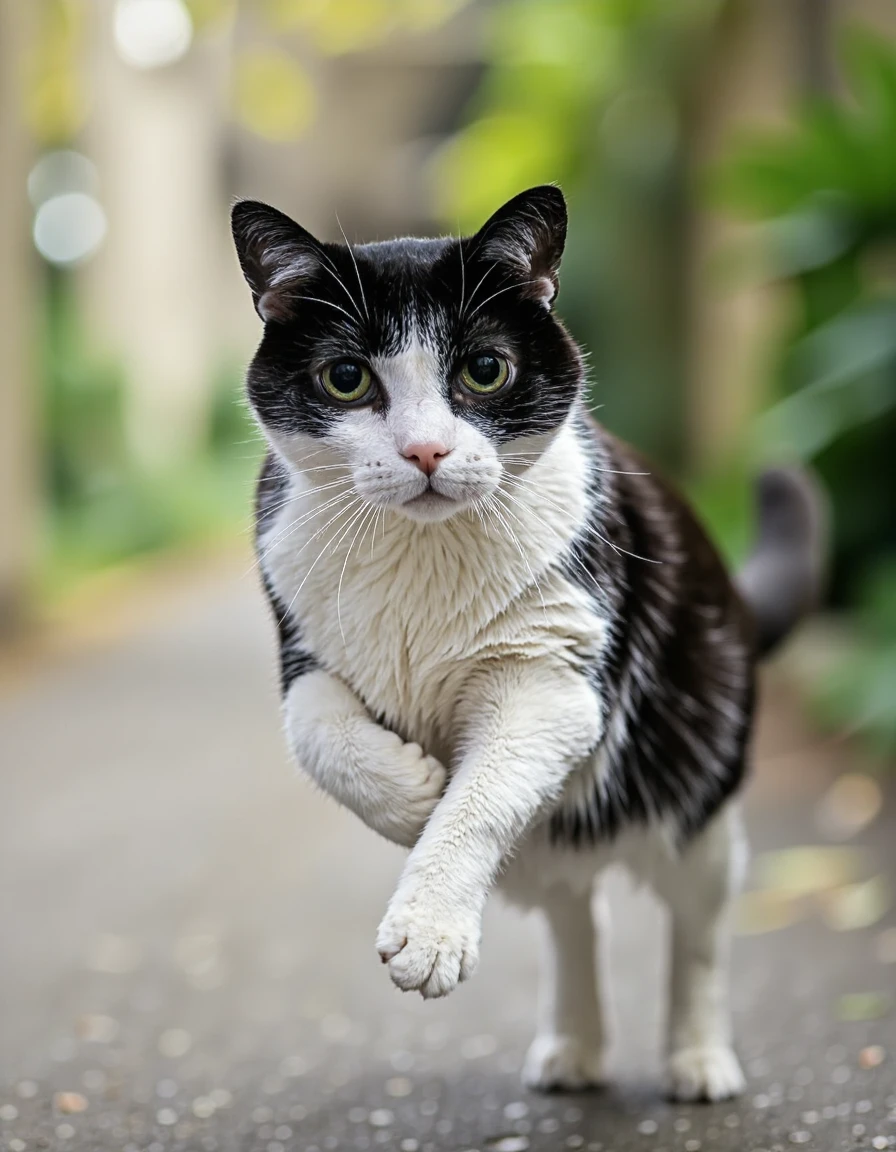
[474,185,567,308]
[231,200,324,323]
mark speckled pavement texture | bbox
[1,560,894,1152]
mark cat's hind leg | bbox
[653,802,748,1102]
[522,883,608,1092]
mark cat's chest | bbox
[263,496,607,754]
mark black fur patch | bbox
[550,414,756,846]
[256,454,319,696]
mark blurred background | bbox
[2,0,896,756]
[2,4,896,1147]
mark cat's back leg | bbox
[521,880,610,1091]
[649,799,748,1102]
[502,844,611,1092]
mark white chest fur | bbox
[261,426,608,763]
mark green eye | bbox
[321,360,373,403]
[459,353,511,395]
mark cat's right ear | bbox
[231,200,323,323]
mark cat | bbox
[231,185,823,1101]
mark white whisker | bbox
[335,212,370,324]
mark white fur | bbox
[502,802,748,1099]
[260,349,747,1097]
[284,671,446,847]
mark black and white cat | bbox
[232,186,822,1101]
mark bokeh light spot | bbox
[114,0,194,70]
[34,192,108,267]
[28,150,99,209]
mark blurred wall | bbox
[0,0,37,630]
[83,0,233,470]
[75,2,482,470]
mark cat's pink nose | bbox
[402,442,451,476]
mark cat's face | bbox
[233,186,582,523]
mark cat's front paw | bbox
[665,1045,745,1102]
[375,742,447,848]
[522,1034,605,1092]
[376,897,480,999]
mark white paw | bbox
[376,897,480,999]
[665,1045,746,1102]
[373,740,447,848]
[522,1034,605,1092]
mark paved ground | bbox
[1,555,894,1152]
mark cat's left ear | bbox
[474,185,567,308]
[231,200,324,323]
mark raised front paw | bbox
[374,742,447,848]
[665,1045,746,1102]
[375,897,480,999]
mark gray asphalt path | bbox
[1,558,894,1152]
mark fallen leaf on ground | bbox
[836,992,892,1022]
[822,874,891,931]
[755,846,866,897]
[736,890,803,935]
[815,773,883,840]
[859,1045,886,1069]
[76,1014,119,1043]
[53,1093,88,1114]
[84,934,141,974]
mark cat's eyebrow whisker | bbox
[335,212,370,324]
[457,237,467,320]
[467,279,543,320]
[318,261,366,325]
[285,294,358,324]
[461,260,500,320]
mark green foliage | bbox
[40,276,260,591]
[435,0,723,470]
[718,27,896,759]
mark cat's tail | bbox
[736,466,828,659]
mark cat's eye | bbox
[459,353,511,396]
[320,360,373,403]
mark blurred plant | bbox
[260,0,473,52]
[434,0,724,470]
[41,278,259,590]
[716,28,896,759]
[25,0,89,145]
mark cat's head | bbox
[232,185,583,523]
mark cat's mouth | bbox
[401,487,464,522]
[404,489,454,508]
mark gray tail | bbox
[736,466,827,659]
